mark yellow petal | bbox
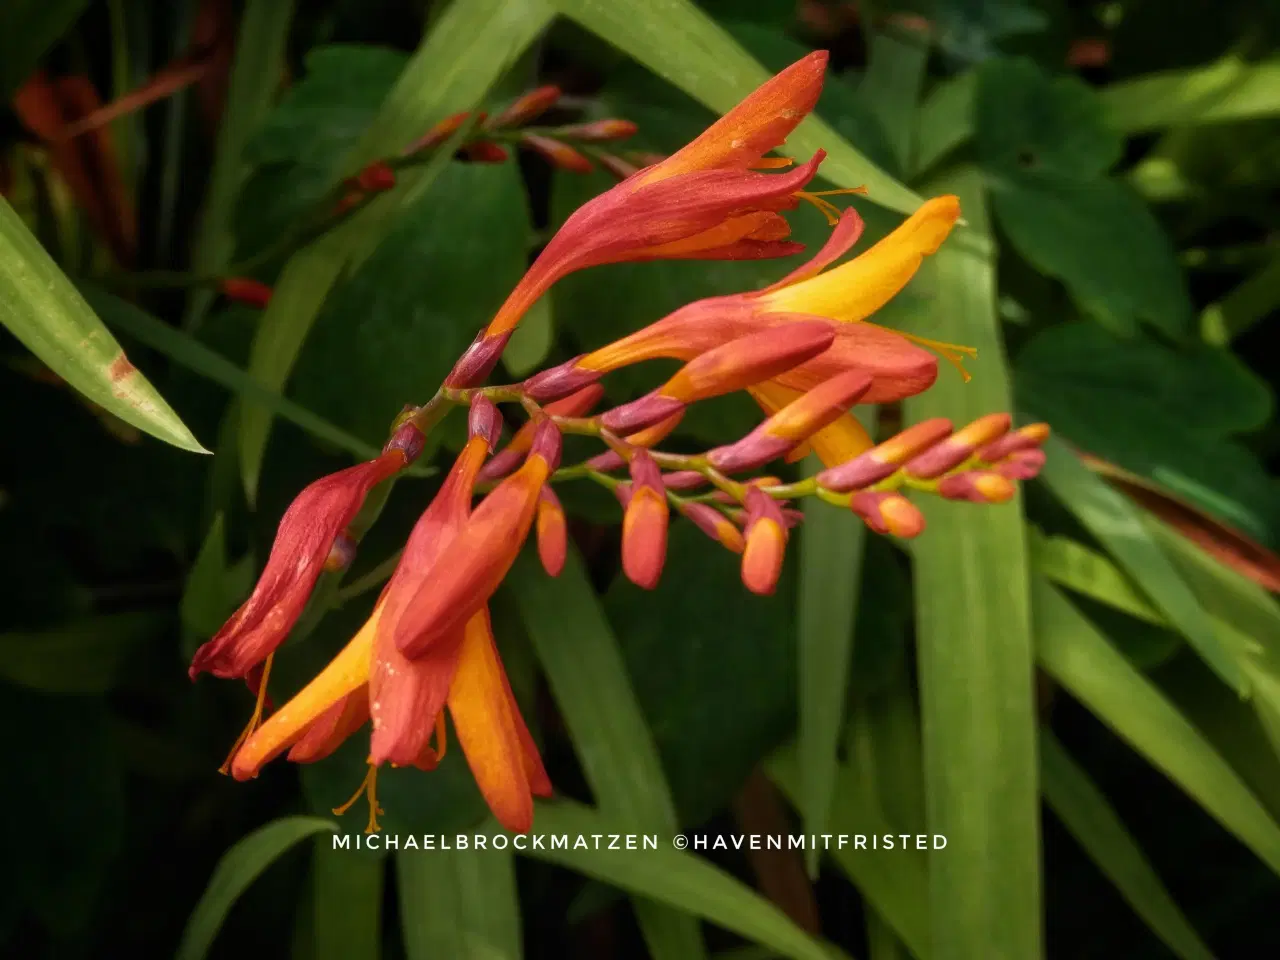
[759,195,960,322]
[231,604,381,779]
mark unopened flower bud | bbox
[596,153,641,180]
[938,471,1016,504]
[621,452,668,590]
[403,110,474,155]
[521,134,594,173]
[817,418,953,492]
[462,141,509,163]
[523,357,603,402]
[323,532,357,573]
[468,395,503,451]
[556,119,639,141]
[219,277,273,308]
[741,488,787,596]
[994,448,1046,480]
[680,502,745,553]
[849,491,925,538]
[536,487,567,577]
[529,420,562,472]
[353,161,396,192]
[489,86,562,128]
[904,413,1010,479]
[384,421,426,463]
[976,423,1051,462]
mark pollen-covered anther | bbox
[850,491,925,538]
[904,414,1010,479]
[521,134,594,173]
[324,533,358,573]
[679,502,745,553]
[333,762,384,834]
[536,487,567,577]
[938,471,1016,504]
[489,85,562,128]
[817,418,953,492]
[621,452,669,590]
[740,488,788,595]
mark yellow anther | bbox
[218,652,274,776]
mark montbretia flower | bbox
[227,402,552,834]
[446,51,833,386]
[189,422,425,683]
[532,199,969,466]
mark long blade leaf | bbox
[397,843,523,959]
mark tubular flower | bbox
[446,51,832,386]
[396,421,563,659]
[228,403,552,834]
[621,452,669,589]
[189,422,425,682]
[679,502,745,553]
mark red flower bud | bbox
[219,277,273,308]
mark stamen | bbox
[895,331,978,382]
[218,652,274,775]
[806,187,869,198]
[796,191,842,225]
[333,762,384,834]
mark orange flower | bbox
[446,52,832,386]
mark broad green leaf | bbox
[1039,729,1216,960]
[1033,577,1280,879]
[175,817,337,960]
[551,0,923,214]
[0,1,91,100]
[522,801,841,960]
[796,444,871,877]
[1018,330,1280,547]
[238,0,554,500]
[185,0,296,331]
[1102,57,1280,134]
[913,71,975,179]
[292,162,530,443]
[859,28,930,172]
[770,749,932,959]
[901,168,1043,960]
[506,545,706,960]
[86,287,393,463]
[928,0,1051,66]
[1033,436,1247,693]
[975,58,1191,338]
[312,841,383,960]
[397,842,523,959]
[0,198,206,453]
[1029,530,1164,625]
[0,611,170,694]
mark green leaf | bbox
[796,444,872,877]
[0,198,207,453]
[859,28,930,172]
[521,800,841,960]
[185,0,296,331]
[928,0,1051,66]
[0,0,90,100]
[1039,729,1216,960]
[397,843,523,959]
[180,514,256,657]
[0,611,171,694]
[913,71,976,179]
[975,58,1192,338]
[292,162,530,443]
[1033,577,1280,879]
[238,0,554,500]
[976,58,1122,177]
[175,817,337,960]
[901,168,1043,960]
[312,841,384,960]
[1102,56,1280,134]
[501,295,555,378]
[1033,436,1247,694]
[506,545,706,960]
[769,749,932,959]
[1029,530,1164,625]
[85,287,392,463]
[1201,254,1280,345]
[551,0,923,215]
[1018,330,1280,546]
[602,522,797,824]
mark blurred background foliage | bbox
[3,0,1280,957]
